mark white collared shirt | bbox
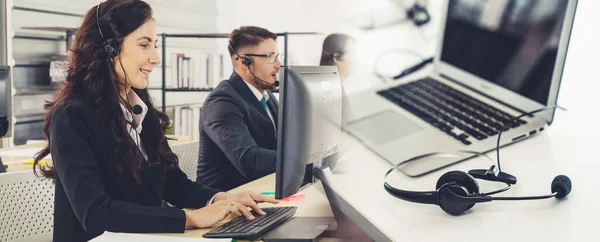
[242,79,276,131]
[120,90,149,161]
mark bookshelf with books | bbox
[158,32,321,113]
[169,104,202,141]
[165,50,232,91]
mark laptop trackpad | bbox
[348,110,422,145]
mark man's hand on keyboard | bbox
[214,190,280,216]
[184,200,256,228]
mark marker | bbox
[6,159,47,166]
[261,191,276,195]
[24,159,46,165]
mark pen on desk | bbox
[392,57,434,80]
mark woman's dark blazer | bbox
[48,96,220,242]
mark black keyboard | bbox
[202,206,297,241]
[377,78,526,145]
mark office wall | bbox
[8,0,218,145]
[215,0,378,66]
[215,0,445,92]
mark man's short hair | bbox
[228,26,277,57]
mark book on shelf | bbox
[196,53,209,89]
[168,52,232,90]
[208,53,223,89]
[182,57,190,88]
[171,105,201,140]
[170,53,183,88]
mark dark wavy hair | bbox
[319,33,355,66]
[34,0,178,182]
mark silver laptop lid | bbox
[433,0,578,123]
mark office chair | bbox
[0,171,54,242]
[171,140,199,181]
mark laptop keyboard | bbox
[377,78,526,145]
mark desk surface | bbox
[1,138,337,241]
[157,173,334,239]
[326,72,600,242]
[324,1,600,241]
[329,126,599,242]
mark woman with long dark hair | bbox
[33,1,277,241]
[320,33,357,128]
[319,33,357,82]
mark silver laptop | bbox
[345,0,578,176]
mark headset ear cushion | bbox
[242,57,252,66]
[436,171,480,195]
[104,41,118,59]
[436,171,480,214]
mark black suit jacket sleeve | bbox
[203,98,276,178]
[50,105,186,235]
[162,139,221,208]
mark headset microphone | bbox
[246,59,279,88]
[249,67,279,88]
[468,105,568,185]
[131,104,143,115]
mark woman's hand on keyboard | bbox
[184,200,256,228]
[215,190,280,216]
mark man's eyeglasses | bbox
[244,53,284,64]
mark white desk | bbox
[327,6,600,240]
[325,0,600,240]
[331,117,598,241]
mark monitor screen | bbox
[0,66,10,137]
[440,0,570,105]
[0,67,8,117]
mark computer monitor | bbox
[272,66,373,240]
[275,66,343,199]
[0,66,10,138]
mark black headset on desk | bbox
[383,106,572,215]
[406,2,430,26]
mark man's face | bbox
[241,38,282,90]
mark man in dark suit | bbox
[197,26,282,191]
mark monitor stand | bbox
[264,167,372,242]
[0,116,8,137]
[0,156,6,173]
[262,216,336,242]
[314,167,373,241]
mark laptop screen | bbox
[440,0,569,105]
